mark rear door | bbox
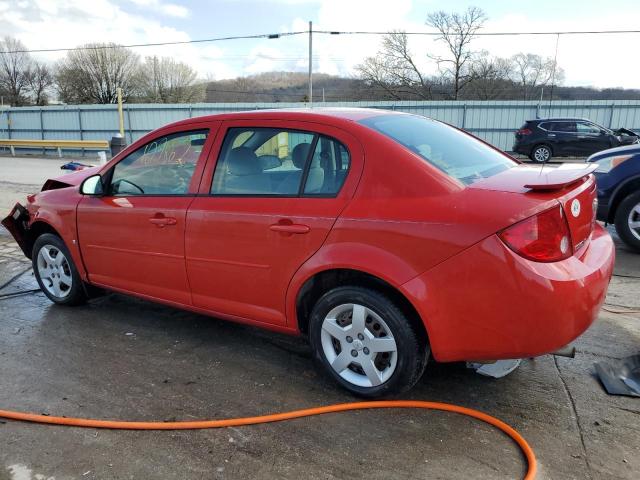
[77,123,218,304]
[185,120,363,326]
[547,121,579,155]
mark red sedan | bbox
[2,109,614,397]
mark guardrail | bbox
[0,139,109,158]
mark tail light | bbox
[516,128,532,136]
[499,205,572,262]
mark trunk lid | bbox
[470,163,598,254]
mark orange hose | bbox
[0,400,536,479]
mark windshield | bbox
[360,114,516,185]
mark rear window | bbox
[360,114,516,185]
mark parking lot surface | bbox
[0,155,639,480]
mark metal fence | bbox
[2,100,640,155]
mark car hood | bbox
[45,166,102,188]
[588,144,640,162]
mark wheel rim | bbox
[629,202,640,241]
[36,244,72,299]
[534,147,550,162]
[320,303,398,388]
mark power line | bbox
[3,28,640,55]
[315,29,640,36]
[0,31,308,54]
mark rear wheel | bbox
[530,144,552,163]
[309,286,428,397]
[614,191,640,251]
[32,233,87,305]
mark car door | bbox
[77,123,219,305]
[185,120,363,327]
[576,121,611,155]
[547,121,578,155]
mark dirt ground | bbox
[0,156,638,480]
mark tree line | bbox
[357,7,564,101]
[0,37,204,106]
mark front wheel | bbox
[32,233,87,305]
[530,144,552,163]
[309,286,429,397]
[614,191,640,251]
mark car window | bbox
[211,128,351,196]
[211,128,316,195]
[110,130,208,196]
[550,122,576,133]
[576,122,601,134]
[359,114,515,185]
[538,122,550,130]
[304,136,350,195]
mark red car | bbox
[2,109,614,397]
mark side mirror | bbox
[80,174,104,196]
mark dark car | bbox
[587,144,640,251]
[513,118,639,162]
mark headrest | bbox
[227,147,262,176]
[292,143,312,169]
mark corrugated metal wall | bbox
[1,100,639,154]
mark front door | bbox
[185,120,362,326]
[576,121,611,155]
[77,125,217,305]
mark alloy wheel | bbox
[533,146,550,162]
[320,303,398,388]
[36,244,73,298]
[629,202,640,241]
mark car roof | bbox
[166,107,402,129]
[529,118,594,123]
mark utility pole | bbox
[117,87,125,137]
[308,21,313,107]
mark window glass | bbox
[360,114,514,185]
[538,122,550,130]
[576,122,601,134]
[550,122,576,132]
[304,136,350,195]
[110,130,208,195]
[212,128,315,195]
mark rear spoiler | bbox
[524,163,598,191]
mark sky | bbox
[1,0,640,89]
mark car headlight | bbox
[592,155,633,173]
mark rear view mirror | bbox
[80,174,104,196]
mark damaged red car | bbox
[2,109,615,397]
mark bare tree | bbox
[137,56,204,103]
[55,43,141,104]
[510,53,564,100]
[0,36,33,106]
[25,61,54,105]
[426,6,487,100]
[468,54,513,100]
[356,31,433,99]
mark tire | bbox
[32,233,87,305]
[309,286,429,397]
[614,190,640,251]
[529,144,552,163]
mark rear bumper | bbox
[512,142,531,155]
[402,224,615,362]
[1,203,31,257]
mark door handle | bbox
[149,215,177,227]
[547,134,556,137]
[269,223,310,234]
